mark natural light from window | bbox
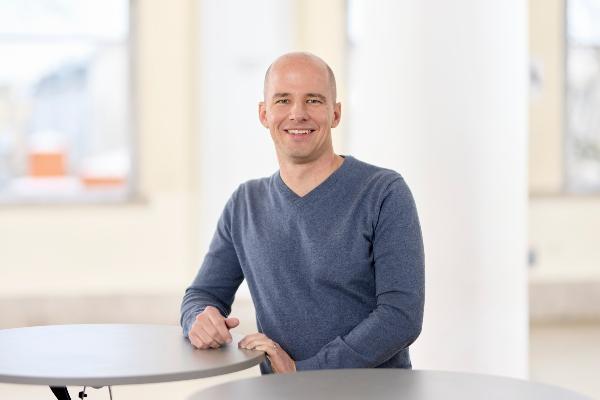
[0,0,133,203]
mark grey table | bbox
[0,324,264,400]
[189,369,592,400]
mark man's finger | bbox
[201,318,226,344]
[197,326,220,349]
[240,336,270,351]
[250,344,275,372]
[238,332,264,348]
[253,343,277,358]
[225,317,240,329]
[188,332,199,348]
[207,313,232,344]
[191,329,211,349]
[189,330,208,349]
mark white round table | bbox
[0,324,264,399]
[189,369,591,400]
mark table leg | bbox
[50,386,71,400]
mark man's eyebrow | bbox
[271,93,327,100]
[306,93,327,101]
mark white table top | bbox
[0,324,264,387]
[189,369,592,400]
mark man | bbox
[180,52,424,374]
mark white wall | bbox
[347,0,529,378]
[530,198,600,282]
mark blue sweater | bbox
[180,156,425,373]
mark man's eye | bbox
[275,99,289,104]
[306,98,323,104]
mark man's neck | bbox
[278,153,345,197]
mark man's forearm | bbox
[295,290,424,370]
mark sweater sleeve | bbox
[180,194,245,337]
[295,178,425,370]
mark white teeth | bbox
[287,129,311,135]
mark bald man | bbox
[180,52,425,374]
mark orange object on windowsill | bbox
[28,152,66,177]
[80,176,126,187]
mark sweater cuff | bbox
[295,356,320,371]
[181,307,206,337]
[182,315,195,338]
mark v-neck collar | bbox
[273,155,353,206]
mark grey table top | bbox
[0,324,264,387]
[189,369,592,400]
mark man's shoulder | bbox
[230,174,275,203]
[346,156,405,188]
[346,157,418,224]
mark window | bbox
[566,0,600,191]
[0,0,133,203]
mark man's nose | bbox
[289,102,308,120]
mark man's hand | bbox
[239,333,296,373]
[188,306,240,349]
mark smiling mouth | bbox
[285,129,315,136]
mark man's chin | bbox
[282,151,326,165]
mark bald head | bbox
[263,52,337,102]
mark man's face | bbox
[259,58,341,164]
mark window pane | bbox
[0,0,132,203]
[566,0,600,191]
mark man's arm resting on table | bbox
[180,258,244,348]
[180,190,245,347]
[294,290,424,370]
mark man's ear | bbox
[331,102,342,128]
[258,101,268,128]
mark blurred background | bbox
[0,0,599,398]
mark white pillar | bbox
[347,0,528,378]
